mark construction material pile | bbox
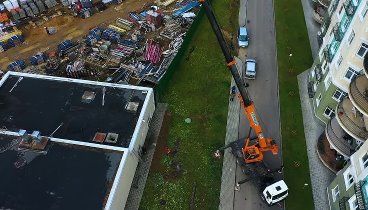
[5,1,201,86]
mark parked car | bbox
[238,26,249,47]
[245,59,256,79]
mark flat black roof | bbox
[0,74,147,147]
[0,134,123,210]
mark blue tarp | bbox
[173,1,199,17]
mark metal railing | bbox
[337,98,368,140]
[354,181,367,210]
[326,119,354,156]
[349,76,368,114]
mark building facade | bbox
[310,0,368,124]
[308,0,368,169]
[327,139,368,209]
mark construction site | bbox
[0,0,200,86]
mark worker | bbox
[230,85,236,101]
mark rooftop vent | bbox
[105,133,119,143]
[276,186,281,191]
[125,102,139,113]
[81,91,96,103]
[93,132,106,143]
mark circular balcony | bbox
[325,117,356,158]
[336,97,368,141]
[317,132,345,173]
[348,75,368,117]
[313,6,327,24]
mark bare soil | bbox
[150,110,172,173]
[0,0,154,69]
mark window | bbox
[316,94,321,106]
[344,67,358,80]
[332,88,345,102]
[357,43,368,58]
[361,1,368,18]
[324,106,335,119]
[343,170,355,189]
[348,195,359,210]
[337,55,343,66]
[332,185,340,202]
[348,30,355,45]
[361,153,368,169]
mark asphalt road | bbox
[233,0,283,209]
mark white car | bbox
[245,59,256,79]
[238,27,249,47]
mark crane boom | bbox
[200,0,278,163]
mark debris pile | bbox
[5,0,201,86]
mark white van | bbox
[261,180,288,206]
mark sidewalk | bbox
[125,103,168,210]
[300,0,321,58]
[297,71,334,210]
[219,57,242,210]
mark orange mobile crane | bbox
[199,0,288,205]
[199,0,277,164]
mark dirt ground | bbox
[0,0,153,70]
[149,110,172,173]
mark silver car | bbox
[245,59,256,79]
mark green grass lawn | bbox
[139,0,238,209]
[274,0,315,209]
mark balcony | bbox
[313,6,328,24]
[355,180,367,210]
[328,0,340,16]
[364,53,368,77]
[318,0,331,8]
[349,75,368,116]
[339,196,349,210]
[325,117,356,157]
[336,97,368,141]
[333,22,344,41]
[344,0,358,16]
[323,44,333,62]
[320,16,331,36]
[317,131,345,173]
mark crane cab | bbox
[242,145,264,163]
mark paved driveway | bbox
[234,0,283,209]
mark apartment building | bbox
[326,139,368,209]
[310,0,368,124]
[308,0,368,169]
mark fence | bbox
[154,7,205,102]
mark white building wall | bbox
[330,0,368,91]
[105,150,139,210]
[350,140,368,180]
[129,89,155,153]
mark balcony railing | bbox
[324,45,333,62]
[333,22,344,41]
[349,75,368,115]
[325,118,355,157]
[344,0,358,16]
[364,53,368,76]
[315,64,323,81]
[336,98,368,140]
[354,181,367,210]
[339,196,349,210]
[321,16,331,36]
[329,0,340,16]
